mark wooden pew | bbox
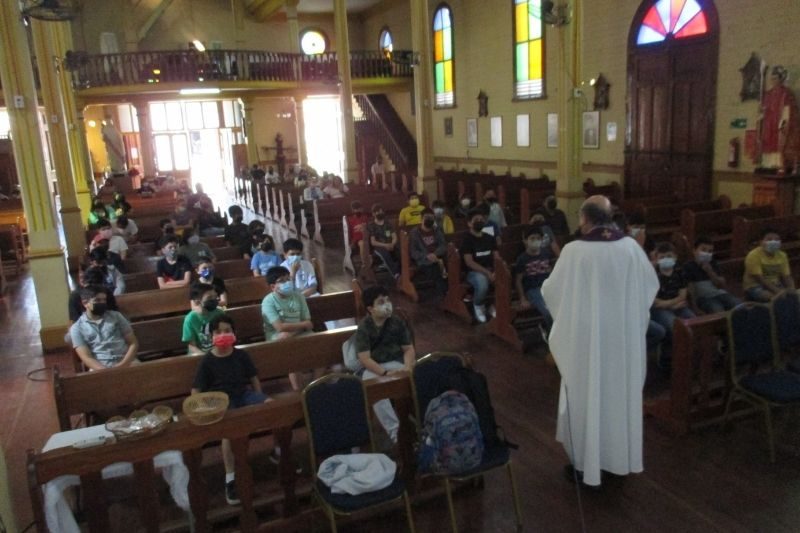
[638,196,732,241]
[681,204,774,256]
[116,276,269,321]
[124,246,243,273]
[122,259,253,293]
[583,178,622,204]
[34,358,414,533]
[518,181,557,224]
[397,229,467,302]
[730,214,800,258]
[132,290,362,360]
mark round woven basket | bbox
[182,392,229,425]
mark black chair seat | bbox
[741,371,800,403]
[316,476,406,513]
[451,445,511,479]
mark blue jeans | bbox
[696,292,741,313]
[647,320,666,349]
[525,287,553,327]
[466,271,491,305]
[229,389,267,409]
[650,307,696,342]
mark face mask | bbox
[472,221,485,233]
[764,240,781,253]
[165,249,177,259]
[460,199,471,208]
[696,251,713,263]
[434,207,444,217]
[630,227,643,238]
[91,302,107,316]
[261,243,273,252]
[212,332,237,349]
[199,268,213,279]
[202,299,219,312]
[377,302,393,317]
[657,257,676,271]
[423,218,435,229]
[187,235,200,245]
[527,239,542,252]
[490,203,501,214]
[286,254,301,265]
[374,212,385,221]
[409,198,420,207]
[277,280,294,295]
[546,200,557,210]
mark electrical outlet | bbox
[13,95,24,108]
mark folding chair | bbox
[772,291,800,373]
[722,302,800,462]
[302,373,415,532]
[410,352,522,532]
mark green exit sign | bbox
[731,118,747,128]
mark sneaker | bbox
[488,304,497,319]
[473,304,487,323]
[225,480,240,505]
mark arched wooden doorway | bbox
[625,0,719,200]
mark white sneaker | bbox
[488,304,497,319]
[473,304,487,323]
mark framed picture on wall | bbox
[547,113,558,148]
[490,116,503,147]
[444,117,453,137]
[582,111,600,149]
[467,118,478,147]
[516,114,530,147]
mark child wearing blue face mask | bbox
[196,260,228,307]
[650,242,695,367]
[261,266,313,390]
[250,235,281,277]
[280,238,319,297]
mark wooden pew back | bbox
[730,214,800,258]
[681,204,774,252]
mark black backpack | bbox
[444,366,518,451]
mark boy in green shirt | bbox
[182,282,224,354]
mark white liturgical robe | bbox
[542,226,659,486]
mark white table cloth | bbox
[42,424,190,533]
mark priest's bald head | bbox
[579,195,612,234]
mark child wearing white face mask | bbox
[650,242,695,367]
[280,238,319,297]
[683,236,740,313]
[744,228,795,302]
[178,227,216,267]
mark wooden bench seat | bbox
[681,204,774,256]
[122,258,253,292]
[730,214,800,258]
[124,246,243,273]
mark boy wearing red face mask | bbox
[191,313,268,505]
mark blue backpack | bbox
[418,390,484,475]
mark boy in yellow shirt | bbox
[398,192,426,227]
[743,228,794,302]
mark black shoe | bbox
[225,480,241,505]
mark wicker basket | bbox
[105,412,170,442]
[182,392,229,425]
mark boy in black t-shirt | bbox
[192,314,267,505]
[461,209,497,323]
[514,225,554,328]
[683,236,740,313]
[651,242,695,347]
[156,236,193,289]
[367,203,400,278]
[224,206,251,258]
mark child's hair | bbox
[362,285,389,308]
[266,266,290,285]
[283,238,303,253]
[209,313,235,334]
[761,227,780,239]
[655,242,676,255]
[190,282,215,302]
[79,285,106,302]
[525,224,545,239]
[161,235,179,247]
[694,235,713,248]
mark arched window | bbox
[433,4,454,108]
[636,0,709,45]
[513,0,544,99]
[300,29,327,55]
[379,27,393,57]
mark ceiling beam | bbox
[136,0,175,43]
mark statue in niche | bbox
[477,91,488,117]
[739,52,762,102]
[275,133,286,178]
[593,74,610,111]
[758,65,800,172]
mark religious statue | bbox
[759,66,800,172]
[275,133,286,178]
[101,113,126,175]
[477,91,488,117]
[593,74,610,111]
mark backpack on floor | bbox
[444,366,518,451]
[418,390,484,475]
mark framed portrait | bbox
[490,116,502,147]
[444,117,453,137]
[582,111,600,149]
[516,114,530,147]
[467,118,478,147]
[547,113,558,148]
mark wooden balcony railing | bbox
[69,49,413,89]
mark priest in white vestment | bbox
[542,196,659,486]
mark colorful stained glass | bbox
[636,0,709,45]
[514,0,543,99]
[433,5,454,107]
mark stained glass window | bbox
[514,0,544,99]
[433,5,454,108]
[380,28,393,57]
[637,0,708,45]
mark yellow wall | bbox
[354,1,413,52]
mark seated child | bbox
[650,242,696,349]
[280,238,318,297]
[182,283,224,355]
[345,200,371,263]
[367,203,400,279]
[461,209,497,323]
[514,225,554,329]
[743,228,795,302]
[432,199,455,234]
[250,235,281,277]
[683,236,740,313]
[191,314,268,505]
[197,260,228,307]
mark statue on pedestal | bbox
[759,66,800,173]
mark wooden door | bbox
[625,0,719,201]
